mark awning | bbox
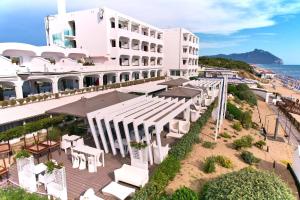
[158,78,189,87]
[46,91,138,117]
[158,87,201,99]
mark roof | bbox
[46,91,138,117]
[158,87,201,98]
[184,84,208,93]
[158,78,189,87]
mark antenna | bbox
[57,0,66,15]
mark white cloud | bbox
[1,0,300,35]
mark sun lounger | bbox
[102,181,135,200]
[166,132,184,139]
[114,164,148,187]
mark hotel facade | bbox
[0,1,199,100]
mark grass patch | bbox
[202,141,217,149]
[233,135,254,150]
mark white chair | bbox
[190,109,200,122]
[80,188,103,200]
[71,152,80,168]
[78,154,86,170]
[61,140,72,153]
[170,120,179,133]
[179,120,190,134]
[88,156,97,173]
[47,182,67,200]
[38,173,55,190]
[74,138,84,147]
[95,154,102,167]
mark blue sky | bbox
[0,0,300,64]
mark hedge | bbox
[200,167,295,200]
[132,101,216,200]
[0,115,65,142]
[0,187,47,200]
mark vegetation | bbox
[254,140,266,149]
[203,155,233,173]
[227,102,253,129]
[232,122,242,131]
[48,127,61,141]
[15,149,31,159]
[132,101,216,200]
[45,160,63,174]
[130,141,148,150]
[202,141,217,149]
[228,84,257,106]
[163,187,198,200]
[241,151,260,165]
[198,57,253,73]
[0,187,47,200]
[0,115,65,142]
[233,135,254,150]
[200,167,295,200]
[219,132,231,139]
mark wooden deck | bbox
[8,150,131,200]
[7,133,178,200]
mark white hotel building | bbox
[0,0,199,100]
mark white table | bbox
[73,145,105,167]
[63,135,81,146]
[34,163,47,175]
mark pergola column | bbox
[52,77,59,93]
[78,75,84,89]
[14,81,24,99]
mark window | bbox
[111,21,115,28]
[110,39,116,47]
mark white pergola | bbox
[84,78,227,166]
[87,95,192,165]
[184,78,228,139]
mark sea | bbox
[259,64,300,80]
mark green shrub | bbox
[233,135,254,150]
[241,111,252,129]
[219,132,231,139]
[8,99,16,106]
[200,168,295,200]
[25,97,31,103]
[254,140,266,149]
[203,157,216,173]
[232,122,242,131]
[203,155,233,173]
[241,151,260,165]
[0,115,64,142]
[48,127,61,141]
[17,99,25,105]
[214,155,233,168]
[0,100,9,107]
[227,102,243,119]
[202,141,216,149]
[171,187,198,200]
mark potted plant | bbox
[15,149,31,160]
[130,141,148,162]
[45,160,63,174]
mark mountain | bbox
[209,49,283,64]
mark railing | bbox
[0,76,166,109]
